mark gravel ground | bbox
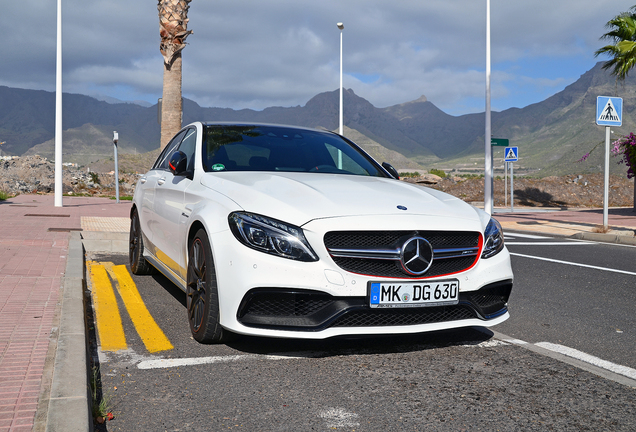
[0,155,139,197]
[1,155,634,208]
[408,173,635,208]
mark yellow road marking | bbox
[88,261,127,351]
[105,263,174,353]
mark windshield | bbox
[202,124,386,177]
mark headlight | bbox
[228,212,318,262]
[482,217,504,259]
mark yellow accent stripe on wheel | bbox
[106,264,174,353]
[88,261,127,351]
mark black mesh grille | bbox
[324,230,480,278]
[240,292,332,317]
[470,293,506,309]
[324,231,479,249]
[330,256,478,278]
[332,305,477,327]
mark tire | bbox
[187,229,231,343]
[129,209,154,275]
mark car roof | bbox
[200,122,336,135]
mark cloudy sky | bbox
[2,1,634,116]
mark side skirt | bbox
[145,252,187,292]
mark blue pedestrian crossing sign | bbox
[596,96,622,126]
[504,146,518,162]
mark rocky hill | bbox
[2,61,636,178]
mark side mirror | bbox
[169,151,188,176]
[382,162,400,180]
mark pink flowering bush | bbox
[611,133,636,179]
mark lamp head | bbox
[337,22,344,30]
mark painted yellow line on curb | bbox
[105,263,174,353]
[88,261,127,351]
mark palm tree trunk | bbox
[158,0,192,148]
[161,54,184,148]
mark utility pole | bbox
[54,0,63,207]
[484,0,493,215]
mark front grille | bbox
[236,281,512,331]
[324,230,481,278]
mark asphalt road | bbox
[497,231,636,369]
[87,235,636,431]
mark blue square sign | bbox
[504,146,518,162]
[597,96,622,126]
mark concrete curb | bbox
[81,231,128,254]
[572,231,636,246]
[45,231,91,432]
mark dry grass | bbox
[592,225,611,234]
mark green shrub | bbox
[429,168,447,178]
[400,171,421,178]
[0,190,9,201]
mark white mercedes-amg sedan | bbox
[130,122,513,343]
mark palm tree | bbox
[595,6,636,211]
[595,7,636,81]
[158,0,193,149]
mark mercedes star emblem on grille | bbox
[400,236,434,275]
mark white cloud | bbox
[1,0,634,114]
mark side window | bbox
[152,129,187,170]
[177,128,197,173]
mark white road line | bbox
[535,342,636,380]
[506,241,592,246]
[137,353,305,370]
[461,339,509,348]
[136,341,511,370]
[505,233,550,239]
[510,252,636,276]
[498,337,528,345]
[318,408,360,428]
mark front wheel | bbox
[186,229,231,343]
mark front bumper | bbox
[237,279,512,331]
[208,214,514,339]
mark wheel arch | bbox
[130,203,138,218]
[187,220,207,250]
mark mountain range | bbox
[1,61,634,176]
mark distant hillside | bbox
[422,63,636,176]
[0,86,159,156]
[2,62,636,177]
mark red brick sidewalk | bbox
[0,195,131,432]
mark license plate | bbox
[369,279,459,308]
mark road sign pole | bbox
[510,162,514,212]
[604,126,610,228]
[596,96,622,224]
[504,161,507,207]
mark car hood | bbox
[200,172,481,227]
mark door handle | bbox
[158,178,166,185]
[140,177,147,184]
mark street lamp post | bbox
[54,0,63,207]
[337,22,344,136]
[484,0,493,215]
